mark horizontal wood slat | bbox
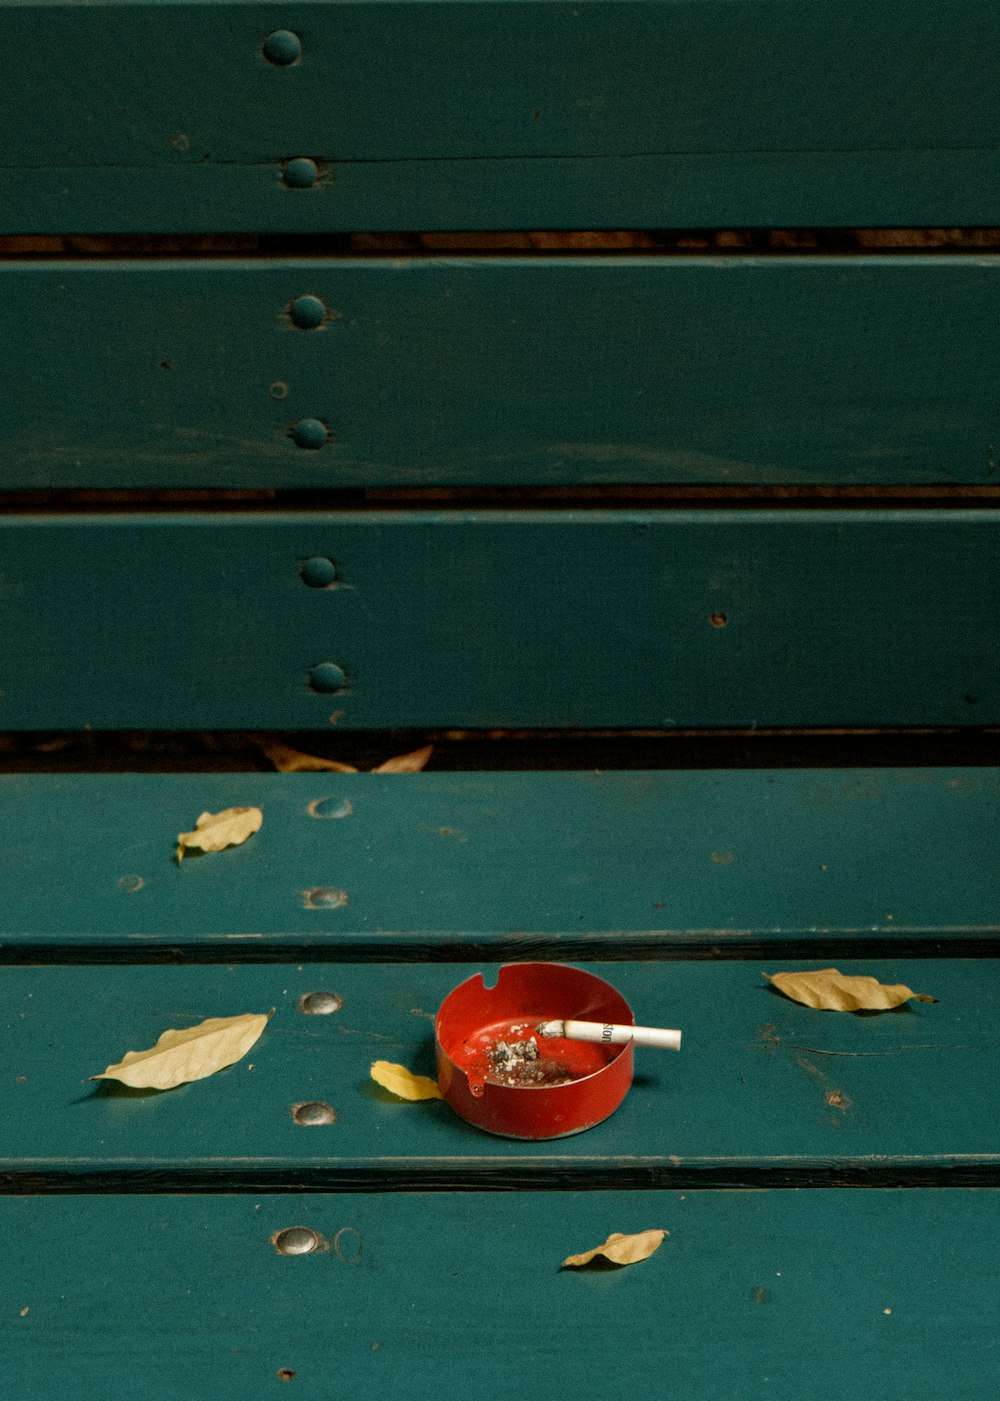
[0,511,998,729]
[4,257,1000,489]
[9,151,1000,234]
[2,2,998,230]
[2,961,997,1186]
[0,772,995,952]
[3,1191,998,1397]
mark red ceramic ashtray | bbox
[435,962,634,1139]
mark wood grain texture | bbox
[0,511,999,729]
[2,1189,998,1397]
[4,257,1000,489]
[1,960,996,1186]
[9,150,1000,233]
[0,771,995,953]
[2,1,998,230]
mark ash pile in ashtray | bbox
[485,1033,574,1088]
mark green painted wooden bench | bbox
[2,3,998,1395]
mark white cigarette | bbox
[537,1019,682,1051]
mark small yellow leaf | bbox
[369,744,434,774]
[176,806,263,863]
[93,1011,272,1090]
[255,739,359,774]
[175,806,260,857]
[370,1060,443,1100]
[562,1229,668,1269]
[765,968,937,1012]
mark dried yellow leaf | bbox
[257,737,433,774]
[93,1011,272,1091]
[562,1229,668,1269]
[370,744,434,774]
[765,968,937,1012]
[255,739,359,774]
[370,1060,443,1100]
[176,806,263,863]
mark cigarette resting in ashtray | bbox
[536,1020,682,1051]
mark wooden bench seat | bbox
[5,1189,998,1398]
[3,255,999,490]
[0,771,996,955]
[4,0,998,231]
[4,0,997,1392]
[2,958,998,1191]
[1,512,999,730]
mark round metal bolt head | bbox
[303,886,349,910]
[309,662,347,693]
[300,990,344,1015]
[283,157,319,188]
[262,29,302,65]
[274,1226,320,1256]
[290,294,327,329]
[292,1101,337,1126]
[307,797,353,820]
[301,556,338,588]
[292,417,329,450]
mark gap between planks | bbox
[2,935,1000,965]
[2,228,1000,259]
[4,1161,1000,1195]
[2,486,1000,514]
[1,726,999,774]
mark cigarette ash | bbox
[485,1035,575,1088]
[489,1036,539,1066]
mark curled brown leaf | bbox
[562,1229,668,1269]
[254,739,358,774]
[256,738,432,774]
[93,1011,272,1091]
[369,745,434,773]
[765,968,936,1012]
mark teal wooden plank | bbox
[0,771,996,952]
[2,1190,998,1397]
[0,772,997,952]
[8,149,1000,233]
[4,256,1000,488]
[2,960,998,1184]
[1,1,998,231]
[0,511,999,729]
